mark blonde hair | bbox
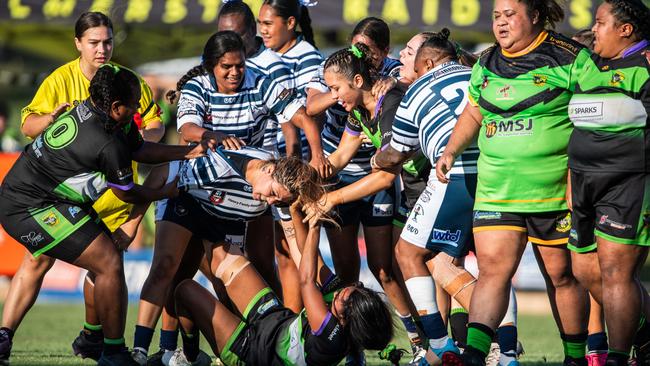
[262,157,325,206]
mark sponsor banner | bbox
[1,0,596,32]
[36,230,545,302]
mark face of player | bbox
[592,2,631,59]
[75,26,113,71]
[218,13,257,56]
[414,55,433,79]
[492,0,540,53]
[110,96,141,127]
[258,4,295,53]
[213,51,245,94]
[252,164,294,205]
[351,34,386,69]
[399,34,426,83]
[324,69,364,112]
[331,284,360,324]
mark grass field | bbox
[1,302,568,366]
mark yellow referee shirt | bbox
[21,58,161,232]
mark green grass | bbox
[2,303,566,365]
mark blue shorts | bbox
[158,192,246,247]
[330,173,396,227]
[400,174,476,258]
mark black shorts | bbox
[472,210,571,246]
[159,193,246,247]
[393,170,429,228]
[327,173,396,228]
[0,199,108,264]
[221,288,295,366]
[569,170,650,252]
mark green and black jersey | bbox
[0,99,143,209]
[568,41,650,173]
[469,30,591,213]
[345,84,429,177]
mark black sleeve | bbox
[377,88,404,148]
[98,138,135,190]
[305,313,347,366]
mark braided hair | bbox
[604,0,650,41]
[416,28,478,67]
[89,64,140,131]
[263,0,316,48]
[518,0,565,29]
[167,31,244,103]
[323,43,378,87]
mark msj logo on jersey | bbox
[485,119,533,138]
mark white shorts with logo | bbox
[399,174,477,258]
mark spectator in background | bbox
[0,102,21,153]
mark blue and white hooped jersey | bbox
[273,37,323,156]
[390,62,479,175]
[307,57,402,176]
[176,69,301,148]
[178,146,277,221]
[247,41,297,153]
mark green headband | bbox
[349,44,363,59]
[100,63,120,74]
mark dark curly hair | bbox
[167,31,244,103]
[341,286,394,352]
[89,65,140,131]
[323,43,378,87]
[604,0,650,41]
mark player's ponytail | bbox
[417,28,478,67]
[167,31,245,103]
[324,42,379,87]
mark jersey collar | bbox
[501,30,548,58]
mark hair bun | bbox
[440,28,451,40]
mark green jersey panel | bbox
[469,31,590,212]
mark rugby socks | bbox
[587,332,608,354]
[103,337,126,356]
[396,311,422,347]
[449,308,469,347]
[561,333,587,359]
[133,325,155,355]
[83,322,103,342]
[180,330,199,362]
[497,325,518,364]
[405,277,451,355]
[159,329,179,352]
[466,322,494,358]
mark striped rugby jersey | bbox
[178,146,277,221]
[176,68,301,149]
[247,39,296,153]
[307,57,402,176]
[273,37,323,156]
[391,61,478,175]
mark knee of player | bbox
[544,265,578,288]
[148,256,181,284]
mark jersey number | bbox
[437,81,469,116]
[44,116,78,149]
